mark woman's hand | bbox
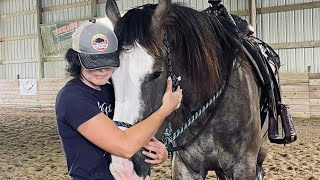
[142,137,168,165]
[161,77,183,116]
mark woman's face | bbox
[81,67,114,89]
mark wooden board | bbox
[280,79,309,84]
[0,74,319,118]
[282,98,309,105]
[309,79,320,86]
[309,73,320,79]
[310,90,320,99]
[282,91,309,99]
[279,73,309,80]
[310,99,320,106]
[281,85,309,92]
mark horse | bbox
[106,0,268,179]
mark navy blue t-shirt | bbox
[55,78,115,180]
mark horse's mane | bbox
[115,3,241,94]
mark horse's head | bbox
[106,0,170,179]
[106,0,240,178]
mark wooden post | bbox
[36,0,44,78]
[249,0,257,36]
[91,0,97,21]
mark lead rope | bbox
[162,32,179,153]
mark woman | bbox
[55,21,182,179]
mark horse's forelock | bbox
[114,4,165,58]
[163,5,227,93]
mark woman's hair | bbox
[65,48,82,78]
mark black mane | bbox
[114,3,242,93]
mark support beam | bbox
[36,0,44,79]
[257,1,320,14]
[0,35,38,42]
[91,0,97,21]
[42,2,91,12]
[249,0,256,36]
[0,59,39,64]
[230,10,249,17]
[0,10,37,19]
[231,1,320,16]
[269,41,320,50]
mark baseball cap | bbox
[208,0,222,3]
[72,22,120,69]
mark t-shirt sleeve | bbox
[56,87,101,130]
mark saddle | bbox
[243,36,297,144]
[204,6,297,144]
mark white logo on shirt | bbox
[97,102,113,117]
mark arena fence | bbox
[0,73,319,118]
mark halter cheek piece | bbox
[164,33,181,92]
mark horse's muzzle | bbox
[132,150,151,179]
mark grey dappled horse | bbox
[106,0,267,179]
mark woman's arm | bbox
[77,78,182,158]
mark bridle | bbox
[112,32,235,152]
[162,32,236,152]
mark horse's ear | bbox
[152,0,171,33]
[105,0,121,27]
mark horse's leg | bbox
[256,137,268,180]
[215,159,257,180]
[172,151,207,180]
[228,157,258,180]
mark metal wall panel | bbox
[0,0,39,79]
[314,47,320,72]
[256,0,320,73]
[2,38,38,62]
[1,0,320,80]
[40,0,92,78]
[1,62,38,79]
[41,0,91,24]
[44,61,67,78]
[97,0,151,17]
[313,8,320,41]
[0,0,36,14]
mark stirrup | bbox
[268,104,297,144]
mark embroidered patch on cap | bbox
[91,34,109,51]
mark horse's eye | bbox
[150,71,162,80]
[122,45,134,52]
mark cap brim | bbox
[78,51,120,70]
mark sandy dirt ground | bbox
[0,108,319,180]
